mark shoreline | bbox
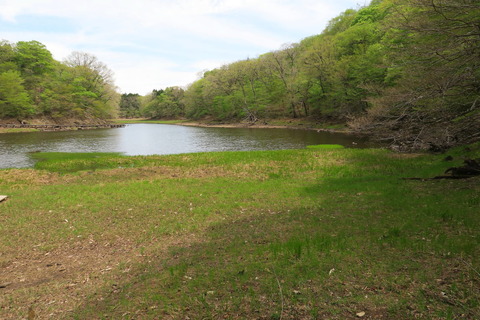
[0,123,124,134]
[0,117,356,135]
[0,118,121,134]
[174,119,355,134]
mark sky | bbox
[0,0,365,94]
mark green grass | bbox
[30,152,125,172]
[0,128,39,133]
[306,144,345,149]
[1,143,479,319]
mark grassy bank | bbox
[0,145,479,319]
[0,128,40,134]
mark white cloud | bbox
[0,0,362,93]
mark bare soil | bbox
[0,233,202,319]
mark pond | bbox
[0,124,371,169]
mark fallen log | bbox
[403,176,476,181]
[403,158,480,181]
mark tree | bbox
[201,67,240,119]
[142,87,185,119]
[0,40,120,121]
[261,44,304,118]
[177,0,479,149]
[184,79,208,119]
[0,70,34,118]
[14,40,55,78]
[63,52,119,118]
[299,35,338,117]
[216,59,266,122]
[352,0,480,150]
[64,51,114,87]
[323,9,357,36]
[119,93,142,118]
[0,41,17,73]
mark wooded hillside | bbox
[128,0,479,151]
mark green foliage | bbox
[0,41,17,73]
[142,87,185,119]
[0,40,119,121]
[14,40,55,77]
[323,9,357,36]
[350,0,480,150]
[351,4,386,26]
[178,2,391,122]
[0,70,34,118]
[170,0,479,149]
[119,93,141,118]
[184,79,208,119]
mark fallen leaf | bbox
[28,307,35,320]
[356,311,366,318]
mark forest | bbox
[1,0,479,150]
[0,40,119,122]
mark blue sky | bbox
[0,0,365,94]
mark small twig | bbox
[461,258,480,278]
[267,267,284,320]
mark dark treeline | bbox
[121,0,479,150]
[0,40,119,122]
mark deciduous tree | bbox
[0,70,34,118]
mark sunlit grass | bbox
[30,152,125,173]
[0,128,39,133]
[306,144,345,149]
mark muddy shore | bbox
[0,117,354,135]
[177,119,353,134]
[0,117,119,133]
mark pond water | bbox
[0,124,370,169]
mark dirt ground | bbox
[0,230,205,319]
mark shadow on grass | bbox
[71,151,480,319]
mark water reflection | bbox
[0,124,369,168]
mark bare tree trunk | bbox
[291,101,297,118]
[302,101,309,116]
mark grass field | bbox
[0,144,479,319]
